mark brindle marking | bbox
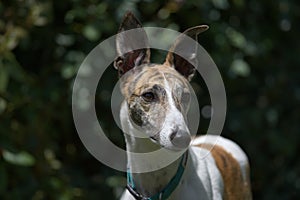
[119,59,194,153]
[121,64,191,132]
[197,143,252,200]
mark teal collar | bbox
[126,152,188,200]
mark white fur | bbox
[157,75,190,150]
[192,135,249,181]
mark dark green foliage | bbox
[0,0,299,199]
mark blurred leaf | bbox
[3,150,36,167]
[106,176,126,187]
[59,190,72,200]
[95,2,108,15]
[29,3,51,26]
[65,50,85,63]
[56,34,75,46]
[83,24,101,41]
[226,27,246,49]
[61,64,77,79]
[212,0,229,9]
[65,7,87,23]
[0,97,7,114]
[229,59,251,77]
[0,25,26,52]
[266,109,278,126]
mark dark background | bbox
[1,0,299,199]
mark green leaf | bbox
[61,64,77,79]
[3,150,36,167]
[83,24,101,41]
[226,27,247,49]
[230,59,251,77]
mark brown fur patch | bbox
[196,143,251,200]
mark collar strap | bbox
[126,152,188,200]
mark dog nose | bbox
[170,129,191,149]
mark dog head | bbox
[115,12,208,151]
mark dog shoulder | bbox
[191,135,252,199]
[192,135,249,170]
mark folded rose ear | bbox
[114,12,150,77]
[164,25,209,81]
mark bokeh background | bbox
[1,0,299,199]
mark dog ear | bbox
[114,12,150,77]
[164,25,209,81]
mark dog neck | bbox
[121,102,184,197]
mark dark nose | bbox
[170,129,191,149]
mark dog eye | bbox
[141,92,155,102]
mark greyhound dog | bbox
[114,12,252,200]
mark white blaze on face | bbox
[158,73,191,150]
